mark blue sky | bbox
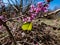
[3,0,60,10]
[49,0,60,10]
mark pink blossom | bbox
[30,5,35,9]
[29,8,35,12]
[37,2,43,5]
[40,6,47,12]
[29,5,36,12]
[31,13,37,16]
[23,1,49,22]
[22,17,28,22]
[0,15,4,20]
[22,17,32,22]
[29,7,36,13]
[35,8,41,14]
[27,17,32,22]
[0,15,6,22]
[44,10,48,12]
[37,2,43,8]
[30,13,36,19]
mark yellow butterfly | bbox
[22,22,32,31]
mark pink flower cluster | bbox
[23,2,49,23]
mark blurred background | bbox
[0,0,60,10]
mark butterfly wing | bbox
[28,22,32,31]
[22,22,30,30]
[22,22,32,31]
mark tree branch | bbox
[0,19,17,45]
[5,9,60,22]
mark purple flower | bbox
[29,9,34,12]
[29,5,36,12]
[22,17,28,22]
[37,2,43,8]
[37,2,43,5]
[23,1,49,23]
[27,17,32,22]
[44,10,48,12]
[40,6,46,12]
[0,15,6,22]
[30,5,35,8]
[35,8,41,14]
[0,15,4,19]
[30,13,36,19]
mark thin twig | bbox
[0,19,17,45]
[5,9,60,22]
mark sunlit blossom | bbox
[23,2,49,22]
[37,2,43,8]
